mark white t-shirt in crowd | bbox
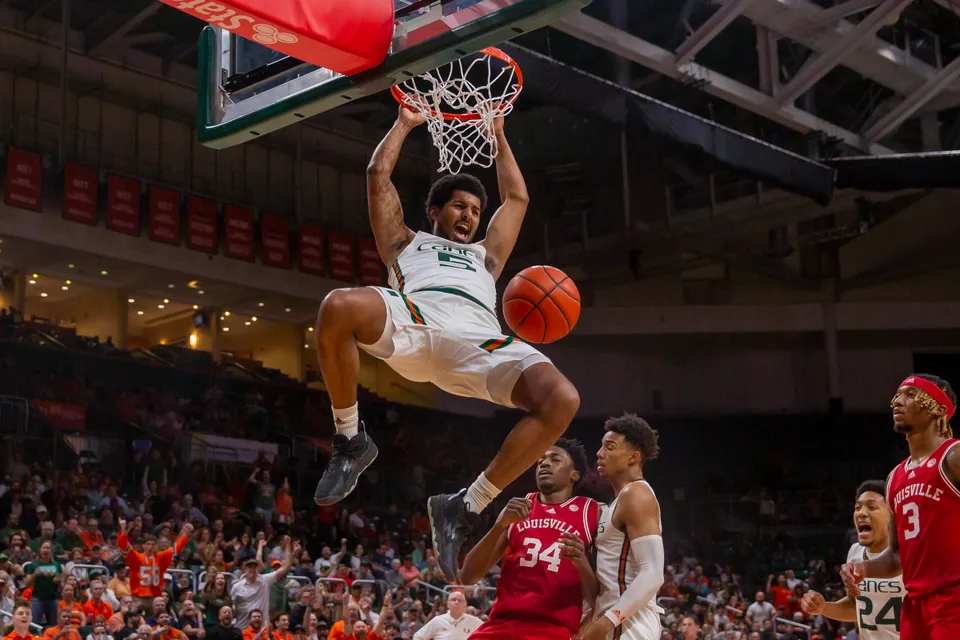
[412,612,483,640]
[746,600,777,624]
[230,571,282,628]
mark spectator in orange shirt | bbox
[6,600,42,640]
[275,481,294,526]
[270,614,292,640]
[241,611,269,640]
[58,584,87,628]
[83,581,114,626]
[41,609,83,640]
[767,574,793,614]
[108,596,134,635]
[80,520,106,552]
[151,612,183,640]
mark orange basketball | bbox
[502,266,580,344]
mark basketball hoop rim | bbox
[390,46,524,122]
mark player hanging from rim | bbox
[578,414,664,640]
[459,438,599,640]
[802,480,903,639]
[841,374,960,640]
[312,106,580,582]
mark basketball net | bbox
[392,48,523,175]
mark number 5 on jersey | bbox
[518,538,562,573]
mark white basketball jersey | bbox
[846,543,903,640]
[387,231,497,314]
[595,481,664,640]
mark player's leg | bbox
[312,287,388,505]
[901,594,932,640]
[429,361,579,579]
[927,583,960,640]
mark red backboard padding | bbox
[163,0,394,75]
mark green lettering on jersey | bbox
[437,253,477,272]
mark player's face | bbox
[596,431,639,478]
[854,490,891,548]
[891,384,938,434]
[430,190,482,244]
[535,446,578,493]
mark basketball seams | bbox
[540,266,581,303]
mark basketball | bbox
[502,266,581,344]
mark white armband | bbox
[603,535,665,627]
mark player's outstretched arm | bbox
[800,590,857,623]
[576,484,663,640]
[459,497,530,585]
[367,107,421,266]
[841,516,900,593]
[479,117,529,280]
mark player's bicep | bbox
[888,512,899,553]
[944,444,960,491]
[620,486,661,540]
[367,171,414,265]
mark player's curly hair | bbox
[604,413,660,464]
[426,174,488,219]
[554,437,589,489]
[855,479,887,501]
[893,373,956,438]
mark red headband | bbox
[900,376,956,419]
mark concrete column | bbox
[822,279,842,413]
[116,290,129,349]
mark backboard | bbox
[197,0,591,149]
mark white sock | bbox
[332,404,359,439]
[464,472,500,514]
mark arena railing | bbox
[166,569,197,594]
[198,571,234,591]
[70,564,111,581]
[775,617,812,632]
[0,395,29,436]
[316,577,349,594]
[443,584,497,597]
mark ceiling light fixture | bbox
[163,299,169,304]
[285,308,291,313]
[223,327,230,332]
[137,310,144,316]
[193,305,199,310]
[158,304,165,309]
[128,298,135,303]
[28,279,36,285]
[258,302,264,307]
[65,280,71,285]
[40,292,48,298]
[224,311,230,316]
[168,284,175,289]
[61,286,69,291]
[67,264,75,269]
[245,321,251,326]
[32,273,38,278]
[307,327,314,332]
[251,316,257,322]
[198,290,205,295]
[100,270,108,275]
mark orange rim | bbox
[390,46,524,122]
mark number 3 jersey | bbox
[388,231,498,318]
[117,531,188,598]
[887,438,960,597]
[488,493,599,634]
[846,542,904,639]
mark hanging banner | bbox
[62,163,97,225]
[149,186,181,245]
[328,230,356,282]
[224,205,254,261]
[4,147,42,212]
[298,225,325,276]
[261,214,291,268]
[30,399,86,430]
[358,237,384,285]
[186,196,217,253]
[105,175,141,235]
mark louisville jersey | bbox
[887,438,960,597]
[388,232,498,314]
[846,542,904,639]
[488,493,599,634]
[117,532,188,598]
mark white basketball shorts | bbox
[359,287,550,408]
[607,609,662,640]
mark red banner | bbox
[328,230,356,282]
[224,205,254,261]
[298,225,325,276]
[186,196,217,253]
[106,175,141,235]
[149,186,181,245]
[62,163,97,224]
[4,147,42,212]
[261,214,291,268]
[30,399,86,430]
[358,237,384,285]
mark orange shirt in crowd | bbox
[118,531,188,599]
[242,627,268,640]
[79,530,106,550]
[771,585,792,613]
[5,632,43,640]
[272,631,294,640]
[326,621,381,640]
[108,611,125,634]
[153,626,184,640]
[41,628,81,640]
[58,601,85,627]
[83,598,114,625]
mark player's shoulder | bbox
[846,542,865,563]
[619,480,658,505]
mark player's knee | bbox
[545,378,580,429]
[317,289,355,334]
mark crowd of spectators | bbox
[0,309,896,640]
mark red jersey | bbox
[117,531,188,598]
[488,493,599,635]
[887,438,960,596]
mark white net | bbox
[393,48,522,175]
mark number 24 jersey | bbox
[846,542,903,640]
[488,493,599,635]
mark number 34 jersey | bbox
[846,542,903,640]
[489,493,600,635]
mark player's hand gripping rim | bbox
[840,562,867,596]
[496,497,531,529]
